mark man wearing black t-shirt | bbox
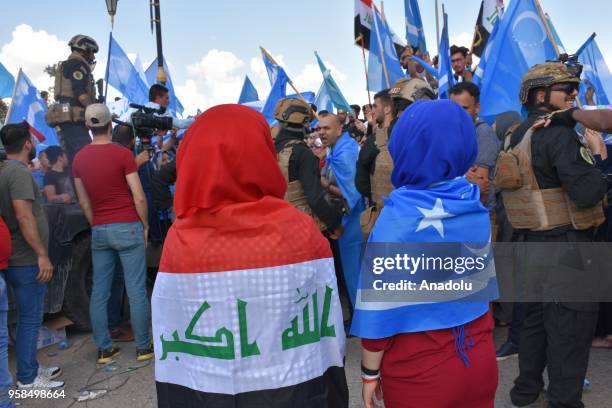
[43,146,75,204]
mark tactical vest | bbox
[46,52,95,126]
[370,127,394,207]
[277,140,327,231]
[496,127,605,231]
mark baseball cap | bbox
[85,103,112,129]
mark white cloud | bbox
[450,32,473,49]
[175,50,352,114]
[0,24,67,93]
[175,49,245,114]
[294,60,347,94]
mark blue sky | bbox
[1,0,610,114]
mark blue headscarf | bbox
[389,100,478,189]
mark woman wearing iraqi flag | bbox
[353,100,499,407]
[152,105,348,407]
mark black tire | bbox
[62,232,93,332]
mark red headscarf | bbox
[162,104,330,273]
[175,104,286,218]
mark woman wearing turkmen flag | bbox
[353,100,499,408]
[152,104,349,407]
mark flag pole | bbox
[4,68,21,126]
[534,0,560,57]
[372,4,391,89]
[103,32,112,102]
[435,0,440,56]
[359,35,373,107]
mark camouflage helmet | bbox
[389,78,435,102]
[68,35,99,54]
[274,98,313,127]
[519,61,581,104]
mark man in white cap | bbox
[72,104,153,364]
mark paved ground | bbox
[9,327,612,407]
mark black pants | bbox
[510,302,597,408]
[58,122,91,164]
[508,302,525,345]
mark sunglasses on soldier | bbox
[550,82,579,95]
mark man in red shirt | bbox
[73,104,153,363]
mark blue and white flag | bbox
[324,133,364,306]
[241,99,264,112]
[478,0,557,119]
[104,33,150,106]
[314,82,334,113]
[6,69,59,151]
[351,177,498,339]
[287,92,315,104]
[133,54,150,89]
[404,0,427,52]
[576,34,611,106]
[261,68,289,125]
[315,52,352,113]
[0,61,15,99]
[368,4,405,93]
[437,13,455,99]
[261,49,281,87]
[238,75,259,104]
[145,57,185,116]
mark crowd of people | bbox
[0,31,612,408]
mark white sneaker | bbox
[38,366,62,380]
[17,375,64,389]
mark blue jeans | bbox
[90,222,150,350]
[4,266,45,384]
[0,272,14,408]
[108,261,125,331]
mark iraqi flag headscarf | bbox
[153,105,347,407]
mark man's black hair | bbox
[40,91,49,99]
[45,145,64,165]
[449,82,481,103]
[450,45,468,57]
[310,103,318,113]
[374,89,392,106]
[90,124,110,137]
[318,110,329,115]
[350,104,361,117]
[149,84,169,102]
[0,122,30,154]
[112,124,135,148]
[392,99,412,118]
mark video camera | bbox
[557,53,583,79]
[128,103,174,151]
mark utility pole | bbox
[151,1,167,84]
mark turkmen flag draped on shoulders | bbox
[152,205,346,405]
[351,177,498,339]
